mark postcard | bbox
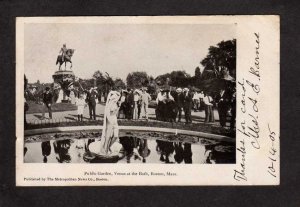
[16,16,279,186]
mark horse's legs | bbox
[65,61,66,70]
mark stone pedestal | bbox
[52,70,75,103]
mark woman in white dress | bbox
[56,89,64,103]
[75,94,86,121]
[70,90,76,104]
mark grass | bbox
[27,101,77,114]
[25,119,235,138]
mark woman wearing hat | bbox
[203,92,215,123]
[182,88,193,124]
[42,87,53,119]
[174,88,184,122]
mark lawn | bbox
[25,118,235,138]
[27,101,77,114]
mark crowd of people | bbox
[155,87,236,129]
[118,88,152,120]
[25,84,236,130]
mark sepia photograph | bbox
[23,22,236,165]
[16,16,279,186]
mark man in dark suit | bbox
[127,89,134,120]
[174,88,184,122]
[42,87,53,119]
[216,89,230,127]
[86,87,97,120]
[182,88,193,124]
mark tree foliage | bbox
[155,70,191,88]
[114,78,126,89]
[126,71,149,89]
[201,39,236,80]
[195,67,201,78]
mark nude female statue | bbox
[98,90,121,155]
[87,90,122,156]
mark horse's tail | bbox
[56,55,61,65]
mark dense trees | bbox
[114,78,126,89]
[126,71,149,89]
[155,70,192,88]
[200,39,236,93]
[201,39,236,80]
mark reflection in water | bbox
[156,140,175,164]
[24,147,27,156]
[53,139,73,163]
[24,136,235,164]
[204,144,236,164]
[138,139,151,163]
[118,137,151,163]
[41,141,51,163]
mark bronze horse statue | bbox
[56,49,75,70]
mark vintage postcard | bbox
[16,16,279,186]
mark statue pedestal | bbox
[52,70,75,103]
[83,140,123,163]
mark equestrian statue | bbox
[56,44,75,70]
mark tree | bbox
[147,76,157,94]
[199,39,236,95]
[155,73,171,86]
[169,70,191,87]
[194,67,202,87]
[114,78,126,89]
[201,39,236,80]
[195,67,201,78]
[155,70,191,88]
[126,71,149,89]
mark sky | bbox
[24,23,236,83]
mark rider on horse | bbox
[56,44,75,70]
[59,44,68,62]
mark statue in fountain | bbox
[85,90,123,161]
[98,90,121,155]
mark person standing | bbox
[127,89,134,120]
[216,89,229,127]
[192,91,200,111]
[141,88,152,120]
[86,87,97,120]
[203,92,214,123]
[198,91,205,111]
[230,91,236,130]
[118,90,127,119]
[75,94,87,121]
[164,90,175,122]
[174,88,184,122]
[69,90,76,104]
[133,90,141,119]
[42,87,53,119]
[155,89,164,120]
[137,92,142,119]
[183,88,193,124]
